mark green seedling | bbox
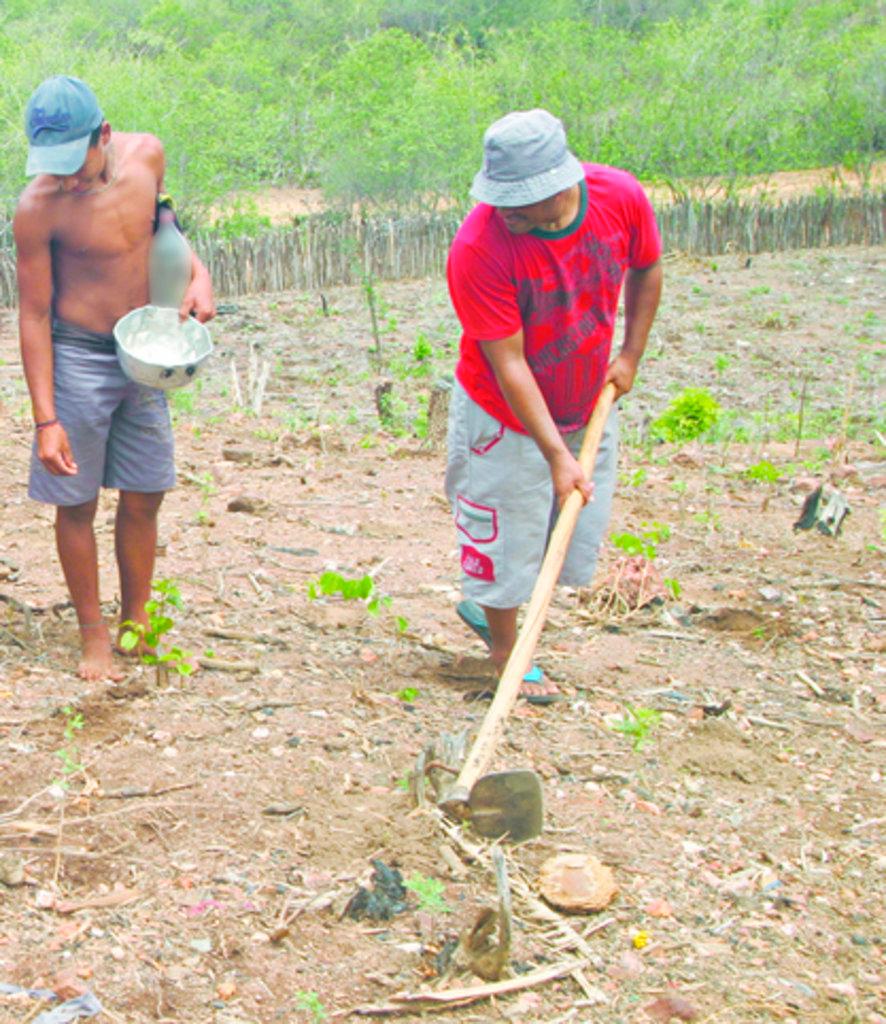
[663,577,681,599]
[609,705,662,752]
[653,387,721,443]
[53,705,85,788]
[611,521,670,561]
[396,686,419,703]
[405,872,451,914]
[119,579,194,684]
[307,571,407,632]
[713,353,731,376]
[693,509,721,531]
[294,990,327,1023]
[744,459,782,484]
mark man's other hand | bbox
[549,448,593,509]
[37,423,78,476]
[604,351,639,398]
[179,278,216,324]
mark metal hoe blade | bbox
[467,769,544,843]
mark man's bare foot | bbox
[78,623,126,682]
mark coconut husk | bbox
[538,853,617,913]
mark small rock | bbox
[52,971,88,1002]
[222,447,253,464]
[227,494,268,514]
[826,981,857,1000]
[0,854,25,887]
[35,888,56,909]
[538,852,618,912]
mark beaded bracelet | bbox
[35,417,59,430]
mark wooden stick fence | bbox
[0,193,882,306]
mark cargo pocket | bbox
[455,495,498,544]
[469,420,505,456]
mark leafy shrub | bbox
[652,388,722,443]
[744,459,782,483]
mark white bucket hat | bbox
[470,109,584,208]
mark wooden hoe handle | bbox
[444,383,617,814]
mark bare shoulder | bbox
[13,178,57,244]
[116,131,165,182]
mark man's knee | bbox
[118,490,165,520]
[56,498,99,527]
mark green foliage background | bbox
[0,0,882,223]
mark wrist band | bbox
[35,418,59,430]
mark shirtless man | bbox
[13,76,215,681]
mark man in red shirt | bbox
[446,108,662,702]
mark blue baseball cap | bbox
[25,76,103,176]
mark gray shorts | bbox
[28,321,175,507]
[445,381,618,608]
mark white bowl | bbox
[113,305,213,390]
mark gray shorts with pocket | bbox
[445,380,618,608]
[28,320,175,507]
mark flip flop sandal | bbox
[520,665,564,706]
[456,600,562,703]
[456,599,492,648]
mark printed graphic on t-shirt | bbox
[515,233,627,428]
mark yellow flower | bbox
[632,930,650,949]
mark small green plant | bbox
[744,459,781,484]
[713,353,731,376]
[119,579,194,683]
[609,705,662,752]
[652,387,722,443]
[611,521,670,561]
[396,686,419,703]
[405,872,451,913]
[693,509,721,531]
[53,705,85,787]
[663,577,681,599]
[294,990,327,1023]
[307,571,407,632]
[169,386,197,417]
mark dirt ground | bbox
[0,243,884,1024]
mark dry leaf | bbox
[217,980,238,1000]
[644,897,673,918]
[644,994,698,1021]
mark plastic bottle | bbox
[149,205,192,309]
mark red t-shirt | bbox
[447,163,661,433]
